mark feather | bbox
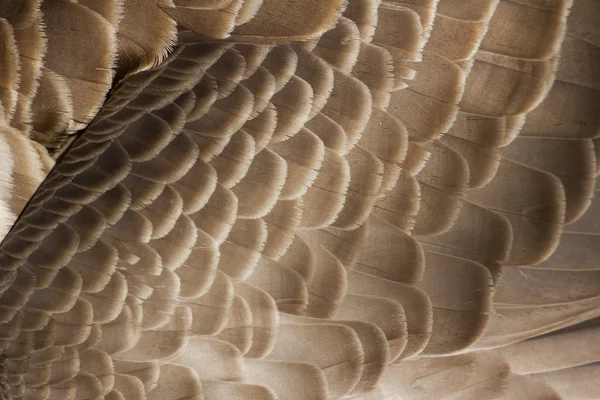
[146,364,203,400]
[312,17,361,74]
[169,336,243,381]
[265,323,364,398]
[268,128,324,200]
[244,359,328,400]
[371,353,510,400]
[230,0,346,42]
[185,271,233,335]
[202,380,277,400]
[117,0,177,73]
[481,0,570,60]
[346,269,432,359]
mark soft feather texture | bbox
[0,0,598,399]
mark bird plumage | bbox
[0,0,598,398]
